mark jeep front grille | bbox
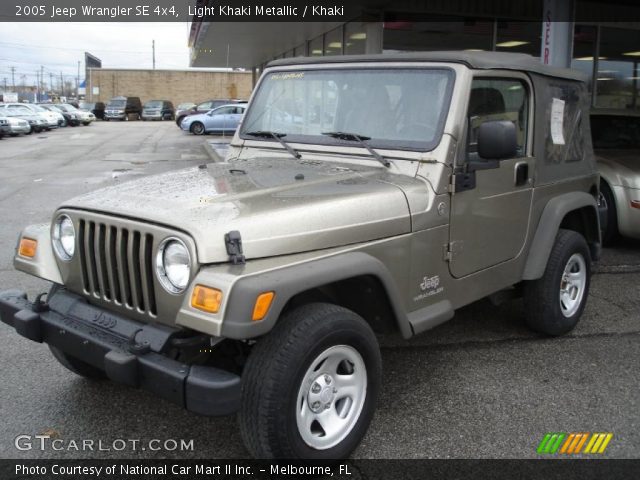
[77,219,157,316]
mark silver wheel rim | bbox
[559,253,587,318]
[193,124,203,134]
[295,345,367,450]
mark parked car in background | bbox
[592,110,640,242]
[180,104,246,135]
[2,114,30,136]
[142,100,175,121]
[47,104,81,127]
[175,99,247,126]
[79,102,105,120]
[104,96,142,121]
[0,116,9,138]
[38,104,70,127]
[0,103,60,129]
[174,102,196,125]
[1,107,48,133]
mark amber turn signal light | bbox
[191,285,222,314]
[18,238,37,258]
[252,292,275,321]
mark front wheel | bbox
[239,303,381,459]
[523,229,591,336]
[190,122,205,135]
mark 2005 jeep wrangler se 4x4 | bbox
[1,52,601,459]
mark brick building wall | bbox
[86,68,253,107]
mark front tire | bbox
[239,303,381,459]
[190,122,205,135]
[523,229,591,336]
[599,181,618,245]
[49,346,106,380]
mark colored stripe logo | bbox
[537,433,613,454]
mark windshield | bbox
[80,103,95,110]
[108,100,126,108]
[240,68,454,151]
[58,104,77,112]
[145,101,163,108]
[591,115,640,149]
[177,103,195,110]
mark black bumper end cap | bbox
[104,350,139,387]
[185,365,241,416]
[13,309,42,342]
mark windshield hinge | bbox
[443,241,463,262]
[225,230,246,265]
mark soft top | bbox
[267,51,586,82]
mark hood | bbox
[595,149,640,175]
[61,157,415,263]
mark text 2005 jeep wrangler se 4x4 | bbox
[1,52,601,459]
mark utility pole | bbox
[152,39,156,69]
[10,66,16,89]
[40,65,44,102]
[60,71,64,97]
[77,60,80,97]
[49,73,54,95]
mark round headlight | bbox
[52,214,75,260]
[156,238,191,293]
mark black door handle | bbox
[515,162,529,186]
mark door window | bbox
[467,78,529,161]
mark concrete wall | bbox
[86,69,253,106]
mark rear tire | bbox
[239,303,381,459]
[523,229,591,336]
[49,346,106,380]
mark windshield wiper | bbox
[322,132,390,167]
[245,130,301,159]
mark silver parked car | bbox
[0,106,48,133]
[0,103,61,129]
[180,104,246,135]
[592,110,640,242]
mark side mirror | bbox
[477,120,518,160]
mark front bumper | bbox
[613,185,640,239]
[105,112,126,119]
[9,124,30,134]
[0,289,241,416]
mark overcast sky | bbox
[0,22,192,89]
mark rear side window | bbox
[466,78,530,160]
[545,83,584,164]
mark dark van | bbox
[142,100,175,121]
[104,96,143,121]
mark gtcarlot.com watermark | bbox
[15,434,194,452]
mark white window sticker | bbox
[550,98,565,145]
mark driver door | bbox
[448,74,535,278]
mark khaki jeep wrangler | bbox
[0,52,601,459]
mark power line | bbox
[0,40,187,55]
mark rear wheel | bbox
[190,122,205,135]
[523,229,591,336]
[49,346,106,380]
[239,303,381,459]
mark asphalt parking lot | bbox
[0,121,638,459]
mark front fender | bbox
[13,224,62,284]
[219,251,411,340]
